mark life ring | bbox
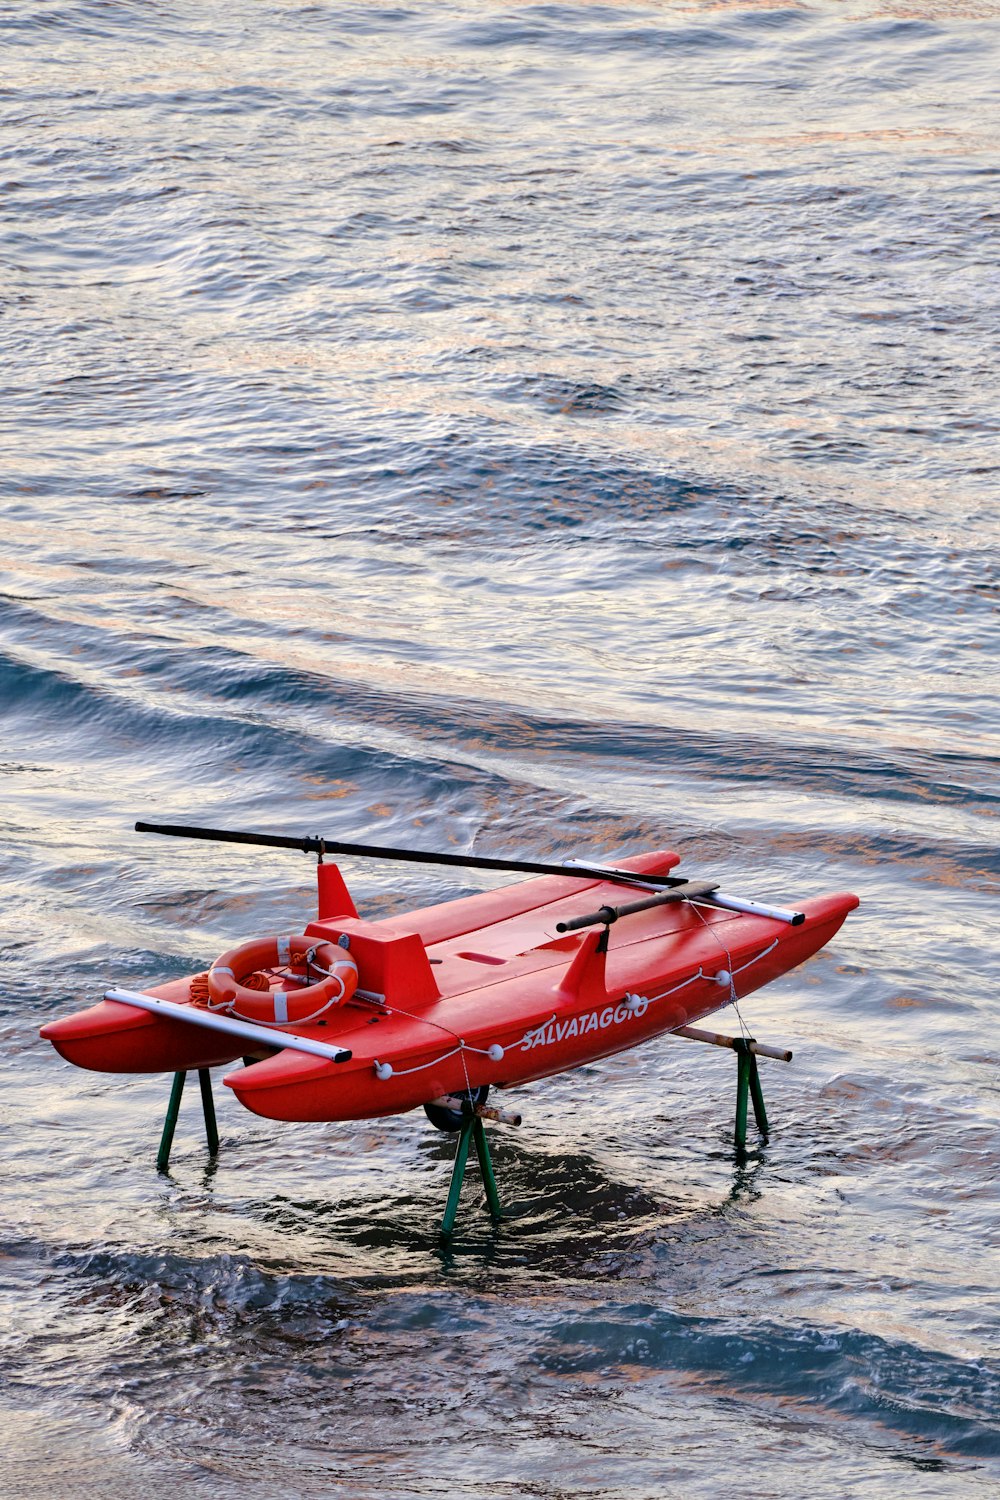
[206,933,358,1026]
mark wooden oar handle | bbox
[433,1095,522,1127]
[673,1024,792,1062]
[555,880,720,933]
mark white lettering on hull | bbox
[519,997,650,1053]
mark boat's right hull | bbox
[224,893,858,1122]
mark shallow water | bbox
[1,2,998,1495]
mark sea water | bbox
[1,3,998,1495]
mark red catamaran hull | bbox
[41,850,858,1123]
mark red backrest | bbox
[305,918,440,1007]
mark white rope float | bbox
[373,1040,504,1082]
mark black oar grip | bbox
[556,880,720,933]
[557,905,619,933]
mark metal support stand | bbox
[733,1038,769,1148]
[157,1069,219,1171]
[441,1114,502,1239]
[198,1067,219,1155]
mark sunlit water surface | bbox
[1,2,998,1496]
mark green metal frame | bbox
[440,1114,502,1239]
[157,1068,220,1172]
[152,1042,768,1223]
[733,1038,769,1148]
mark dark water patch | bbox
[496,374,632,417]
[3,606,996,829]
[535,1304,1000,1458]
[12,1232,999,1475]
[1,0,232,48]
[447,7,757,57]
[48,1245,362,1341]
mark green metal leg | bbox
[472,1118,502,1221]
[441,1119,475,1238]
[198,1068,219,1156]
[735,1050,750,1149]
[157,1068,219,1171]
[734,1039,768,1148]
[747,1053,769,1138]
[441,1114,503,1238]
[157,1071,186,1171]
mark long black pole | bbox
[133,820,680,885]
[134,821,806,924]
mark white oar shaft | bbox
[565,861,805,925]
[104,987,353,1063]
[703,892,804,926]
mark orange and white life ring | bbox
[206,933,357,1026]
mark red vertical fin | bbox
[317,861,358,920]
[557,928,608,1005]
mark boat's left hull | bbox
[40,977,246,1073]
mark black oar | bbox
[133,820,684,886]
[133,821,804,924]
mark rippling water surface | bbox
[2,2,998,1495]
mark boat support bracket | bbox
[157,1066,223,1173]
[441,1111,502,1241]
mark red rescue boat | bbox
[42,825,859,1126]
